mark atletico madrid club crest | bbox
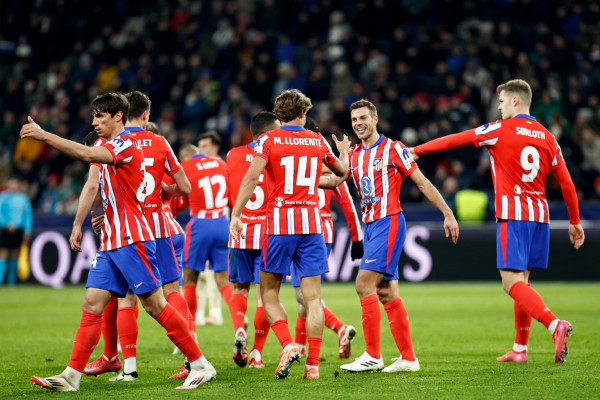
[373,158,383,171]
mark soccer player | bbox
[230,89,350,380]
[21,93,215,391]
[226,111,280,368]
[180,143,233,334]
[411,79,585,364]
[324,99,459,374]
[195,130,227,326]
[83,92,194,381]
[292,117,363,360]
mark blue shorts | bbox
[497,220,549,271]
[184,216,229,272]
[290,243,332,287]
[228,248,262,284]
[87,241,162,297]
[262,234,328,279]
[361,213,406,281]
[171,233,185,285]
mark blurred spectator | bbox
[0,176,32,285]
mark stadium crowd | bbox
[1,0,600,213]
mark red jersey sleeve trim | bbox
[414,130,474,156]
[552,163,581,224]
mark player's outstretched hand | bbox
[229,216,244,242]
[91,211,104,234]
[444,213,459,244]
[408,147,419,161]
[569,223,585,249]
[332,134,351,154]
[20,116,47,141]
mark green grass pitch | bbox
[1,282,598,399]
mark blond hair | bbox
[496,79,532,107]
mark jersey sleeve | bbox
[103,136,135,165]
[320,134,337,168]
[551,162,581,225]
[333,181,363,241]
[163,137,182,176]
[253,133,270,162]
[414,129,478,156]
[390,141,418,176]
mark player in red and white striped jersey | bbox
[226,111,279,368]
[412,79,585,364]
[291,117,363,360]
[324,99,458,374]
[230,89,350,380]
[22,93,214,391]
[180,146,233,336]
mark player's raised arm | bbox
[20,116,114,164]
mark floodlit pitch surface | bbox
[2,282,598,399]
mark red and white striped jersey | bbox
[227,142,266,249]
[162,174,184,236]
[94,133,155,251]
[349,135,417,224]
[415,115,575,224]
[181,154,229,219]
[128,127,182,239]
[318,181,363,244]
[254,126,337,235]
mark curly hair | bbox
[274,89,312,123]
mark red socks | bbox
[509,281,557,328]
[156,303,201,363]
[271,319,293,349]
[383,298,416,361]
[252,306,270,353]
[101,297,118,359]
[360,294,381,359]
[324,307,343,334]
[117,307,138,360]
[514,298,532,346]
[167,291,193,333]
[220,283,232,305]
[295,316,307,346]
[306,337,322,366]
[183,284,197,325]
[229,293,248,331]
[68,311,103,372]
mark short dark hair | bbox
[250,111,278,139]
[91,92,129,124]
[83,130,99,146]
[304,116,319,132]
[349,99,377,116]
[125,91,151,119]
[198,130,222,148]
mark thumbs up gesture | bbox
[20,116,47,141]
